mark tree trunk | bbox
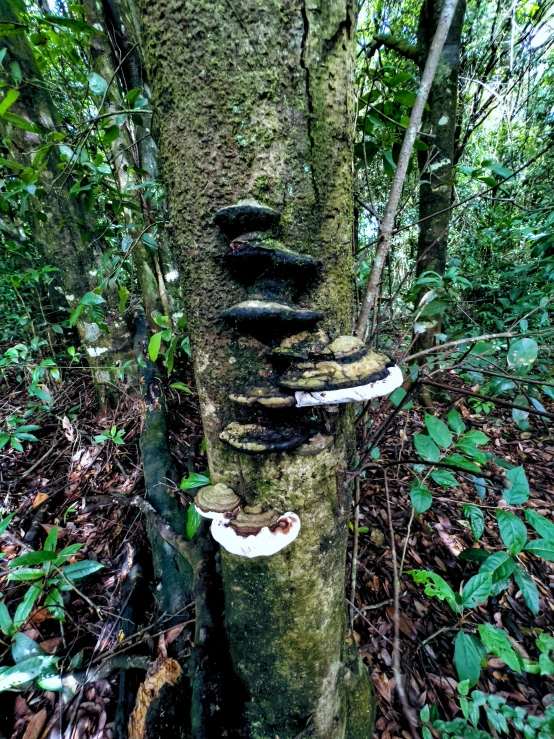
[415,0,466,349]
[136,1,375,737]
[0,0,134,395]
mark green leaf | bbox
[0,601,14,636]
[425,414,452,449]
[87,72,108,95]
[2,112,41,134]
[68,303,84,327]
[407,570,460,612]
[102,124,120,145]
[118,285,130,313]
[62,560,104,582]
[461,430,489,446]
[0,511,16,536]
[478,623,523,673]
[141,233,158,254]
[459,548,490,562]
[180,472,210,490]
[479,551,516,582]
[14,584,40,628]
[462,573,492,608]
[7,568,45,582]
[148,332,163,362]
[0,88,19,116]
[45,588,64,620]
[525,510,554,543]
[539,653,554,675]
[393,89,416,106]
[446,408,466,436]
[410,482,432,513]
[463,504,485,541]
[413,434,440,462]
[44,526,58,552]
[80,291,106,306]
[430,469,459,487]
[388,387,413,409]
[10,437,23,452]
[524,539,554,561]
[186,505,202,539]
[507,338,538,371]
[514,566,539,616]
[442,454,481,474]
[12,632,45,663]
[0,655,57,691]
[170,382,192,393]
[504,466,529,504]
[9,550,58,567]
[455,440,487,465]
[454,631,486,687]
[496,511,527,555]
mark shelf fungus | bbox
[210,509,301,558]
[221,299,323,336]
[219,422,308,454]
[214,199,280,237]
[277,336,403,407]
[229,385,296,409]
[266,329,331,370]
[194,483,241,521]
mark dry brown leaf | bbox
[22,709,47,739]
[32,493,49,509]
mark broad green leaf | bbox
[524,539,554,561]
[141,233,158,254]
[442,454,481,474]
[9,550,58,567]
[7,568,45,582]
[463,504,485,541]
[525,510,554,543]
[478,623,523,673]
[0,601,13,636]
[44,526,58,552]
[413,434,440,462]
[459,548,490,562]
[462,573,492,608]
[407,570,460,612]
[479,551,516,582]
[471,476,487,499]
[393,89,416,106]
[80,291,106,306]
[62,560,104,582]
[0,655,57,691]
[446,408,465,436]
[102,124,120,145]
[461,430,489,446]
[148,332,162,362]
[0,88,19,116]
[11,437,23,452]
[180,472,210,490]
[539,653,554,675]
[12,632,45,663]
[507,338,538,371]
[45,588,64,620]
[388,387,413,410]
[186,505,202,539]
[496,511,527,555]
[425,414,453,449]
[410,482,432,513]
[504,466,529,504]
[118,285,130,313]
[0,511,16,536]
[455,440,487,465]
[430,469,459,487]
[170,382,192,394]
[454,631,486,687]
[514,566,539,616]
[14,584,40,628]
[87,72,108,95]
[2,112,41,134]
[536,633,554,654]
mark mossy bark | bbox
[137,1,374,737]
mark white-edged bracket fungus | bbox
[221,299,323,337]
[214,199,281,237]
[219,421,308,454]
[194,483,241,521]
[210,510,301,558]
[294,364,403,407]
[229,385,297,409]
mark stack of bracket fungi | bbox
[206,199,403,557]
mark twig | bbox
[385,472,419,737]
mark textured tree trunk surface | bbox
[415,0,466,350]
[137,1,375,737]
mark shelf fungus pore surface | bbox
[228,385,297,409]
[210,510,301,558]
[219,422,308,454]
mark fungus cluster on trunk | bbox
[193,200,403,558]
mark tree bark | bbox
[414,0,466,350]
[136,1,374,737]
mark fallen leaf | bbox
[22,709,47,739]
[32,492,49,509]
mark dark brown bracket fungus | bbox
[194,483,241,521]
[210,510,301,558]
[219,421,308,454]
[265,329,331,370]
[228,385,297,410]
[214,199,280,237]
[221,299,323,337]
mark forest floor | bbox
[0,364,553,739]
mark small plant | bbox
[0,414,40,452]
[94,425,125,445]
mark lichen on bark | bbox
[137,1,374,736]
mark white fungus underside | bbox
[210,512,301,558]
[294,364,403,407]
